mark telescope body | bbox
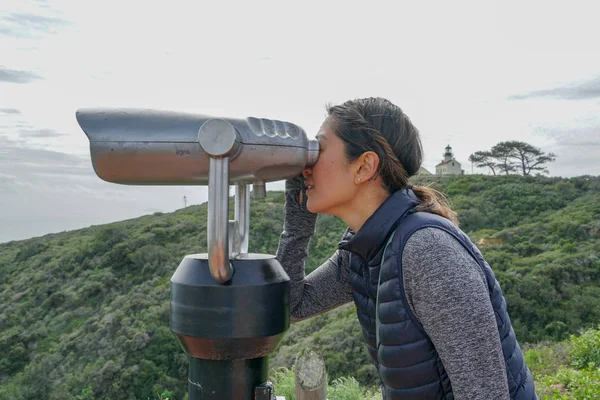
[76,108,318,185]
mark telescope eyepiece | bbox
[306,139,319,167]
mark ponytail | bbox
[412,185,459,226]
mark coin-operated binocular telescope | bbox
[76,108,319,399]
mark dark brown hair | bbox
[326,97,458,225]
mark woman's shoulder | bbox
[404,226,461,253]
[402,227,480,273]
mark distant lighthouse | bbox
[435,145,465,175]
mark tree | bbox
[491,142,519,175]
[502,141,557,175]
[469,151,497,175]
[471,141,557,176]
[489,141,556,176]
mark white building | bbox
[417,166,432,175]
[435,145,464,175]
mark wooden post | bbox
[294,348,327,400]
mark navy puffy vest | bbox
[339,188,537,399]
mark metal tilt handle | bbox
[208,157,233,282]
[198,119,241,284]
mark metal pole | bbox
[234,184,250,255]
[207,157,233,283]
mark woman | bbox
[275,97,537,400]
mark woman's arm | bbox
[402,228,510,400]
[275,177,353,322]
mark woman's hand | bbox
[285,175,309,207]
[282,175,316,235]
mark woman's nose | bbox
[302,167,312,179]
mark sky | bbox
[1,0,599,243]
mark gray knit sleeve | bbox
[275,178,353,322]
[402,227,510,400]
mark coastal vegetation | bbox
[0,175,598,399]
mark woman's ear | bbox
[355,151,380,183]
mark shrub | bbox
[569,326,600,370]
[270,367,383,400]
[536,368,600,399]
[328,377,363,400]
[270,367,296,400]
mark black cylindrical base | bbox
[188,356,268,400]
[170,254,290,360]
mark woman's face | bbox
[303,121,358,216]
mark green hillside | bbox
[0,175,598,399]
